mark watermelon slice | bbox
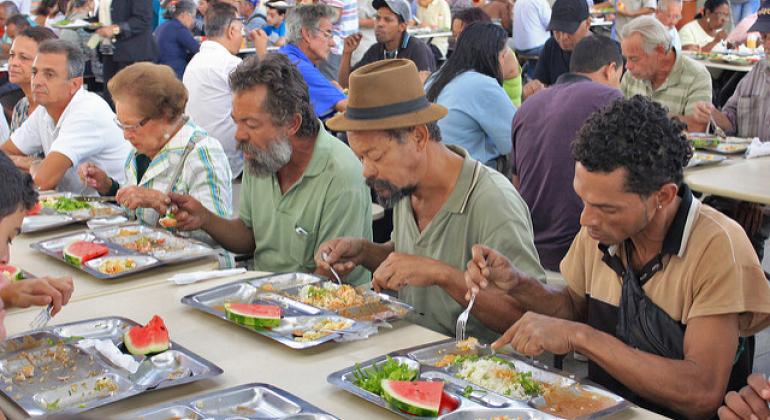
[381,380,445,417]
[62,240,109,266]
[124,315,170,356]
[224,303,282,328]
[0,265,23,282]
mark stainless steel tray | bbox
[0,316,223,417]
[327,339,631,419]
[30,225,216,279]
[124,383,340,419]
[22,193,125,234]
[181,273,413,349]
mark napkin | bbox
[168,268,247,285]
[333,321,392,342]
[746,138,770,159]
[77,339,140,373]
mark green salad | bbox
[353,356,418,396]
[42,196,92,212]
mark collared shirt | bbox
[393,146,545,344]
[125,119,233,242]
[239,125,372,282]
[512,74,623,271]
[560,185,770,414]
[10,89,131,194]
[278,44,347,119]
[353,33,436,73]
[669,26,682,51]
[613,0,656,39]
[183,40,243,178]
[426,71,516,165]
[513,0,551,51]
[620,51,712,117]
[10,96,29,134]
[416,0,451,56]
[722,59,770,141]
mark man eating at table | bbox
[316,59,545,344]
[691,1,770,262]
[619,15,712,132]
[170,53,372,283]
[0,153,74,341]
[464,95,770,418]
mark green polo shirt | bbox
[620,51,712,117]
[393,146,545,344]
[239,125,372,284]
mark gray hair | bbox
[0,1,19,15]
[164,0,197,19]
[38,39,85,79]
[657,0,682,12]
[285,4,336,45]
[621,15,672,53]
[204,2,238,39]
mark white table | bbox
[682,51,756,73]
[685,155,770,205]
[0,275,667,419]
[9,226,219,315]
[239,46,280,55]
[408,30,452,40]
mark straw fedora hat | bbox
[326,59,447,132]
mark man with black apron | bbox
[464,96,770,419]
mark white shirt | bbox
[10,89,131,194]
[11,0,30,14]
[183,41,243,178]
[669,26,682,51]
[513,0,551,51]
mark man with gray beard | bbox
[169,53,372,282]
[315,59,545,343]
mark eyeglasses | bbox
[114,116,150,131]
[314,27,334,40]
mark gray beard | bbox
[366,177,416,209]
[239,136,292,177]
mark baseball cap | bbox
[749,0,770,33]
[372,0,412,23]
[548,0,590,33]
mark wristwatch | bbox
[112,25,121,36]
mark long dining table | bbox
[685,155,770,205]
[0,227,670,419]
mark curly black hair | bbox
[0,152,38,220]
[572,95,693,196]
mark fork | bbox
[456,292,477,341]
[321,252,343,285]
[29,304,53,331]
[709,114,727,139]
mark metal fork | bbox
[456,292,477,341]
[321,252,343,285]
[710,114,727,139]
[29,304,53,331]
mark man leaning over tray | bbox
[463,95,770,418]
[169,53,372,284]
[316,59,546,345]
[0,152,74,342]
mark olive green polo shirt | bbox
[239,125,372,284]
[393,146,546,344]
[620,51,712,117]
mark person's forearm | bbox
[339,53,354,88]
[573,324,733,418]
[506,273,582,320]
[360,240,394,271]
[360,18,375,27]
[701,38,722,52]
[202,214,256,255]
[712,109,734,132]
[679,114,708,133]
[435,264,524,333]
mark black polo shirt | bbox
[353,33,436,73]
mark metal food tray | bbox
[687,152,727,168]
[0,316,223,417]
[327,338,631,420]
[31,225,216,279]
[181,273,413,349]
[22,193,125,234]
[124,382,340,419]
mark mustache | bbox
[366,177,416,209]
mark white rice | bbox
[456,358,527,400]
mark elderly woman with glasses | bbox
[679,0,731,52]
[78,62,232,239]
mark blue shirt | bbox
[263,21,286,44]
[427,71,516,165]
[154,18,200,79]
[279,44,346,119]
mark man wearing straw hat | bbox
[316,59,545,344]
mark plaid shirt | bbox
[125,119,232,241]
[621,52,712,117]
[723,60,770,141]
